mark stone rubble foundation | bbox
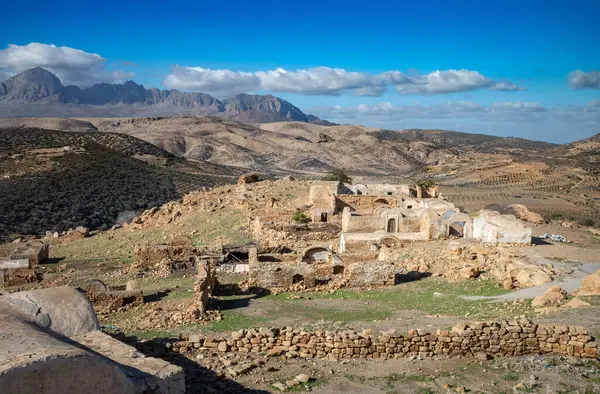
[172,318,598,360]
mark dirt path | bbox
[465,260,600,301]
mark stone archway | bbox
[374,198,390,207]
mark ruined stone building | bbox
[246,246,396,290]
[0,242,48,288]
[308,181,531,252]
[473,210,532,244]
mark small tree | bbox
[292,209,310,224]
[416,178,435,191]
[322,168,352,183]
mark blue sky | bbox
[1,0,599,142]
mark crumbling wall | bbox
[341,212,385,233]
[85,290,144,314]
[309,182,339,210]
[192,258,217,317]
[173,318,598,360]
[340,183,410,196]
[336,195,399,212]
[345,261,396,287]
[248,260,319,289]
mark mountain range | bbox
[0,67,331,123]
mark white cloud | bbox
[257,67,375,96]
[165,66,522,97]
[569,70,600,89]
[308,101,599,142]
[491,101,546,112]
[164,66,261,97]
[0,42,134,86]
[489,81,526,91]
[395,70,494,94]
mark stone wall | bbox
[336,195,399,213]
[309,182,339,211]
[172,319,598,360]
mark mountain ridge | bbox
[0,67,333,124]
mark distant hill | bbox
[545,132,600,173]
[0,127,245,240]
[0,67,332,124]
[0,117,567,177]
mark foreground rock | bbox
[0,286,184,393]
[575,269,600,296]
[498,204,545,224]
[532,286,567,308]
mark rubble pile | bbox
[398,242,554,289]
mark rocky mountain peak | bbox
[0,67,331,124]
[3,67,65,101]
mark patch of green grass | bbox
[392,373,434,383]
[287,377,327,392]
[264,277,531,322]
[140,276,196,300]
[206,311,266,333]
[344,374,367,384]
[502,373,519,381]
[580,295,600,306]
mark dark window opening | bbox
[333,265,345,275]
[387,218,397,233]
[449,221,466,238]
[320,212,328,222]
[407,205,413,209]
[292,274,304,284]
[387,192,393,196]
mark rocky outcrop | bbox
[0,287,184,393]
[531,286,567,308]
[498,204,545,224]
[575,269,600,296]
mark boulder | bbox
[575,270,600,296]
[532,286,566,308]
[459,266,480,280]
[445,241,463,255]
[563,297,591,308]
[498,204,545,224]
[126,280,140,291]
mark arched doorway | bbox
[387,218,397,233]
[449,221,466,237]
[374,198,390,207]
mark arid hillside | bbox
[2,116,553,176]
[0,127,245,240]
[2,116,599,229]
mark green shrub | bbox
[292,209,310,224]
[322,169,352,183]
